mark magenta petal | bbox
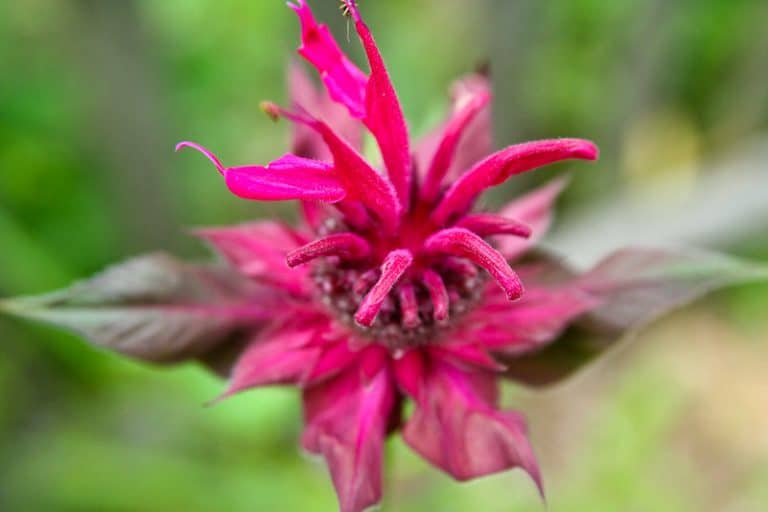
[468,285,598,354]
[289,0,367,118]
[302,367,395,512]
[496,178,568,260]
[456,213,532,239]
[195,221,308,295]
[432,139,598,225]
[415,73,493,185]
[345,1,412,206]
[288,61,363,160]
[402,361,542,492]
[178,143,347,203]
[424,228,524,300]
[223,328,320,396]
[266,105,402,232]
[420,87,491,203]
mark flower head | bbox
[177,1,598,507]
[5,2,767,512]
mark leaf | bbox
[0,253,275,364]
[501,248,768,387]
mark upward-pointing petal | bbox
[431,139,598,225]
[343,0,412,207]
[289,0,368,118]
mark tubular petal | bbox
[355,250,413,327]
[420,89,491,203]
[398,283,421,328]
[425,228,524,300]
[286,233,372,267]
[432,138,598,225]
[422,269,449,322]
[178,143,347,203]
[457,213,532,238]
[264,103,402,232]
[344,0,412,207]
[289,0,367,118]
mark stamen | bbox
[425,228,524,300]
[422,269,449,322]
[286,233,371,267]
[456,213,532,238]
[398,283,421,329]
[355,249,413,327]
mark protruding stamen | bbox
[425,228,524,300]
[286,233,371,267]
[398,283,421,329]
[422,269,449,322]
[456,214,532,238]
[355,250,413,327]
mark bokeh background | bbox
[2,0,768,510]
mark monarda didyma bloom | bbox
[3,2,768,511]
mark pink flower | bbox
[176,2,599,506]
[4,2,767,511]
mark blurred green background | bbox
[1,0,767,510]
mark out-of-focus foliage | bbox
[1,0,766,510]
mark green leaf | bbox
[502,248,768,387]
[0,253,272,364]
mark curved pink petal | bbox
[424,228,523,300]
[420,86,491,203]
[344,1,412,206]
[262,104,402,232]
[431,139,598,226]
[302,365,395,512]
[456,213,532,239]
[289,0,367,118]
[288,61,363,160]
[496,178,568,260]
[194,221,309,296]
[402,361,542,493]
[177,143,347,203]
[415,73,493,186]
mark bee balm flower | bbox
[4,1,767,511]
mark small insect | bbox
[339,0,358,42]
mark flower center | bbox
[310,255,486,350]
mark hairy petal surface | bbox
[432,139,598,226]
[0,254,274,363]
[501,248,768,387]
[402,359,542,492]
[345,1,412,206]
[177,143,347,203]
[302,363,395,512]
